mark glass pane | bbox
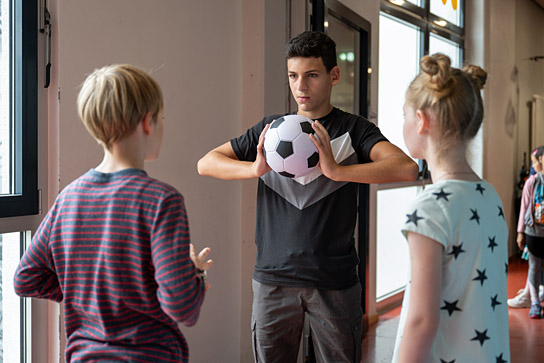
[327,15,358,114]
[378,14,420,157]
[1,231,26,362]
[430,0,462,27]
[429,32,461,68]
[376,186,421,299]
[0,0,12,196]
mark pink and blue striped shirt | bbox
[14,168,205,362]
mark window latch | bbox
[40,1,52,88]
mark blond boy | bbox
[14,64,212,362]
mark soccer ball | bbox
[263,115,320,178]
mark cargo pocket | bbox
[351,320,362,363]
[252,319,259,363]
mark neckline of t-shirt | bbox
[88,167,148,180]
[433,178,486,185]
[291,107,338,123]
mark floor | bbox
[361,257,544,363]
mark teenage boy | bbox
[198,31,418,362]
[14,64,212,363]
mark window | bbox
[0,0,38,218]
[0,232,30,362]
[376,0,464,301]
[0,0,39,361]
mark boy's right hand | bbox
[251,123,272,178]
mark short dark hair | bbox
[285,31,337,72]
[533,146,544,160]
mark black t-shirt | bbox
[231,107,388,289]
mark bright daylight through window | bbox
[0,0,35,361]
[376,0,464,301]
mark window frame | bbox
[0,0,39,218]
[381,0,465,62]
[380,0,464,181]
[375,0,466,310]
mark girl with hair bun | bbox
[392,54,510,362]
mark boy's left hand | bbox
[310,120,339,180]
[190,243,213,271]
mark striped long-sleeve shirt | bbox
[14,168,205,363]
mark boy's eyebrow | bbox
[288,69,322,74]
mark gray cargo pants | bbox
[251,279,362,363]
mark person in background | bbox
[512,145,544,318]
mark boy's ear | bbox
[415,109,430,135]
[141,112,153,135]
[330,66,340,86]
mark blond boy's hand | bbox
[190,243,213,271]
[190,243,213,291]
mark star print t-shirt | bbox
[392,180,510,363]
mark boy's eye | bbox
[308,73,317,78]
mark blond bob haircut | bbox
[77,64,163,150]
[406,53,487,161]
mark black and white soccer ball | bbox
[263,115,320,178]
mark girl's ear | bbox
[141,112,153,135]
[415,109,430,135]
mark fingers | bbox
[257,123,271,153]
[311,120,329,143]
[198,247,211,260]
[198,247,213,271]
[259,123,271,142]
[190,244,213,271]
[201,259,214,271]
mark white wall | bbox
[38,0,544,362]
[51,0,247,361]
[337,0,381,323]
[483,0,544,256]
[515,0,544,212]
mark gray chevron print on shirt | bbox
[260,132,358,210]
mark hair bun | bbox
[462,64,487,90]
[420,53,454,95]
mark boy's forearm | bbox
[14,265,63,302]
[197,150,259,180]
[328,154,419,184]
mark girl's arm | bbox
[398,231,443,363]
[518,175,535,232]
